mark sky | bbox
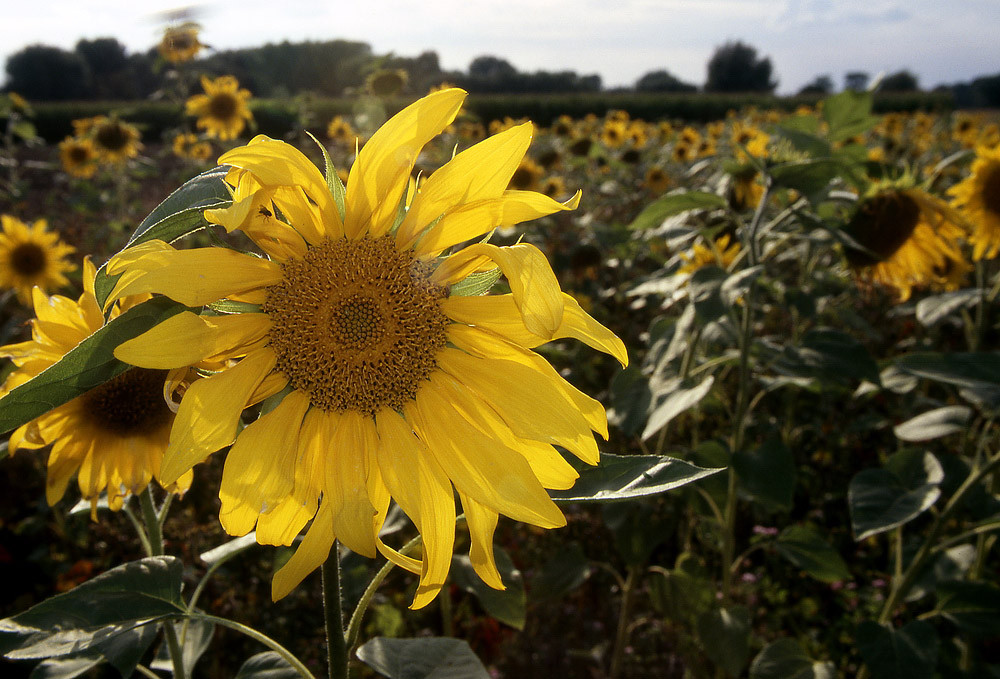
[3,0,999,94]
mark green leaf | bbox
[234,651,300,679]
[822,90,878,142]
[893,406,972,442]
[306,130,348,223]
[774,328,880,388]
[884,450,944,489]
[769,159,843,197]
[93,166,232,308]
[28,656,102,679]
[0,297,191,437]
[896,352,1000,389]
[733,438,796,511]
[935,580,1000,637]
[775,526,850,583]
[449,268,501,297]
[642,375,715,441]
[150,618,214,677]
[0,557,184,660]
[907,545,976,602]
[12,120,38,141]
[848,467,941,540]
[649,565,714,622]
[355,637,490,679]
[451,550,525,630]
[550,452,723,503]
[696,605,751,678]
[602,502,673,566]
[856,620,938,679]
[915,289,984,326]
[774,125,831,158]
[688,266,729,322]
[530,542,592,602]
[607,366,653,438]
[628,191,727,231]
[749,638,836,679]
[199,533,258,565]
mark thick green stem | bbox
[344,535,423,650]
[323,545,349,679]
[138,488,185,679]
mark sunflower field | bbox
[1,27,1000,679]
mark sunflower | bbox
[59,136,98,178]
[947,145,1000,261]
[171,132,213,161]
[0,260,192,514]
[186,75,254,141]
[158,23,204,64]
[844,187,966,301]
[644,166,671,195]
[366,69,409,97]
[508,157,545,191]
[87,117,142,164]
[0,215,75,304]
[108,89,626,609]
[600,120,627,149]
[678,235,741,276]
[326,116,356,144]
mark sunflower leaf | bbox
[355,638,490,679]
[550,452,723,503]
[307,131,347,222]
[450,268,502,297]
[628,191,728,231]
[0,296,192,437]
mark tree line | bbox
[4,37,999,107]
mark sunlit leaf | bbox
[356,637,490,679]
[628,191,727,231]
[893,406,971,442]
[750,638,836,679]
[551,453,723,503]
[642,375,715,441]
[849,466,941,541]
[234,651,300,679]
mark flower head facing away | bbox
[109,89,627,608]
[0,215,76,304]
[0,260,191,513]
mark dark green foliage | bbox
[705,40,778,93]
[635,69,698,93]
[4,45,92,101]
[879,70,920,92]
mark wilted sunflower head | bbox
[845,186,967,301]
[159,23,204,63]
[366,68,409,97]
[948,144,1000,261]
[0,215,76,304]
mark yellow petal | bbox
[159,347,276,485]
[433,242,563,338]
[374,409,456,609]
[324,410,378,558]
[272,503,335,600]
[397,123,532,247]
[414,190,580,257]
[219,136,340,240]
[219,390,311,536]
[106,240,283,309]
[460,493,504,590]
[115,311,271,369]
[407,373,566,529]
[345,88,466,238]
[255,496,316,547]
[442,292,627,367]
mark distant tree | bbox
[460,55,599,93]
[971,72,1000,106]
[704,41,777,93]
[844,71,870,91]
[879,70,920,92]
[468,56,518,81]
[635,69,697,93]
[798,75,833,95]
[5,45,91,100]
[75,38,143,99]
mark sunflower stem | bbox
[195,613,315,679]
[139,487,185,679]
[323,544,349,679]
[609,566,639,679]
[344,535,422,650]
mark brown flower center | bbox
[209,93,239,120]
[981,165,1000,217]
[10,243,47,276]
[81,369,172,436]
[69,146,90,163]
[263,236,450,415]
[845,190,921,266]
[95,122,131,152]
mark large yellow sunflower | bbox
[108,88,626,608]
[0,260,192,513]
[0,215,76,304]
[186,75,254,141]
[844,187,967,301]
[948,144,1000,261]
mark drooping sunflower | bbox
[87,116,142,164]
[186,75,254,141]
[844,187,967,301]
[59,136,98,178]
[171,132,213,161]
[0,260,192,513]
[108,89,626,608]
[678,234,741,276]
[947,144,1000,261]
[158,23,204,64]
[0,215,76,304]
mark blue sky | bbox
[3,0,999,93]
